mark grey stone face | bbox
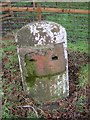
[16,21,69,102]
[16,21,66,47]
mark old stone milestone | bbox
[16,21,69,102]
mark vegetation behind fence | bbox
[1,2,89,42]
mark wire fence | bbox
[1,2,89,42]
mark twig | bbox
[17,105,38,118]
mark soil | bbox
[2,36,90,120]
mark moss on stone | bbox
[25,55,36,76]
[25,54,65,87]
[25,55,37,87]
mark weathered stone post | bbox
[15,21,69,102]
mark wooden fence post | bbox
[37,4,41,22]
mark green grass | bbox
[12,2,32,7]
[0,81,3,98]
[38,2,88,10]
[73,63,88,112]
[12,2,88,10]
[11,2,88,42]
[0,49,4,61]
[45,13,88,54]
[45,13,88,43]
[78,64,89,89]
[68,40,88,53]
[1,39,19,118]
[74,95,86,112]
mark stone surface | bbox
[15,21,69,102]
[25,43,66,77]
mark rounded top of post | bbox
[16,21,67,47]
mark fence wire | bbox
[1,2,89,42]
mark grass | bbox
[45,13,88,54]
[78,64,89,89]
[0,81,3,98]
[13,2,88,10]
[68,40,88,53]
[45,13,88,42]
[74,95,86,112]
[10,2,88,43]
[1,39,19,118]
